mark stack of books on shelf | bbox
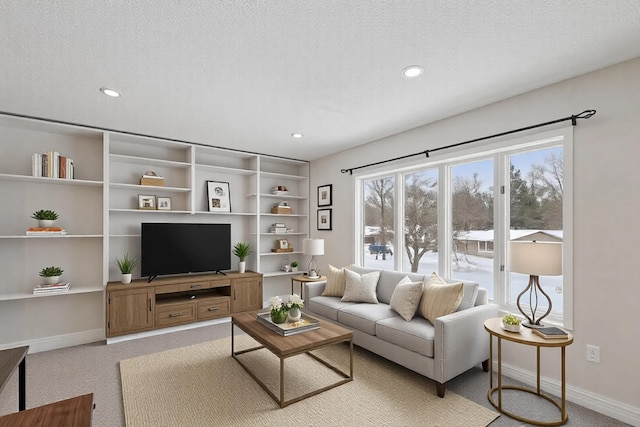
[270,223,287,234]
[32,151,74,179]
[26,227,67,236]
[33,282,71,295]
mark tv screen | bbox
[141,223,231,280]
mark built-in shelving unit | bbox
[0,112,309,350]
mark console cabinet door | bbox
[107,288,154,336]
[232,277,263,313]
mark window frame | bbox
[355,126,573,328]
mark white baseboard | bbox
[498,361,640,426]
[106,317,231,345]
[0,329,105,354]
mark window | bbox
[362,175,395,269]
[356,128,573,327]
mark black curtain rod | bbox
[340,109,596,174]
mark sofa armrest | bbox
[433,303,498,383]
[303,281,326,306]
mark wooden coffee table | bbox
[231,311,353,408]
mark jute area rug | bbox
[120,334,498,426]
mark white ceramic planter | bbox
[502,322,521,332]
[39,219,55,228]
[121,273,132,284]
[44,276,60,285]
[288,307,301,322]
[238,261,246,274]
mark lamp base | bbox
[521,321,547,329]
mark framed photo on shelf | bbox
[138,195,156,210]
[276,239,290,250]
[207,181,231,212]
[157,197,172,210]
[317,184,332,207]
[317,208,332,230]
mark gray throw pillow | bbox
[389,276,424,321]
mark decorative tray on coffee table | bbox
[256,312,321,336]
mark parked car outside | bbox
[368,243,393,256]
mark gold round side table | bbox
[484,317,574,426]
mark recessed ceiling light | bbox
[402,65,424,78]
[100,87,121,97]
[291,133,303,138]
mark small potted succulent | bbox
[39,266,64,285]
[290,261,298,272]
[232,242,253,274]
[114,253,138,284]
[31,209,59,227]
[502,313,521,332]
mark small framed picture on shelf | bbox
[207,181,231,212]
[157,197,172,210]
[317,184,332,207]
[317,208,332,230]
[276,239,290,250]
[138,195,156,210]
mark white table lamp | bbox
[303,238,324,278]
[509,240,562,328]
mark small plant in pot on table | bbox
[39,266,64,285]
[114,253,138,284]
[502,313,521,332]
[233,242,252,273]
[268,296,288,324]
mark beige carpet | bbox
[120,334,499,426]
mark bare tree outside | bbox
[364,177,394,263]
[404,170,437,272]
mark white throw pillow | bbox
[341,269,381,303]
[389,276,424,321]
[418,272,463,324]
[322,265,346,297]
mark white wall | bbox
[309,58,640,421]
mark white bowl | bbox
[502,322,521,332]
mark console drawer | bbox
[156,302,196,327]
[197,297,230,320]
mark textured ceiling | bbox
[1,1,639,160]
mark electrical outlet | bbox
[587,344,601,363]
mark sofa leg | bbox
[435,382,445,398]
[482,359,489,372]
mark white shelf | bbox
[0,173,103,186]
[0,234,102,239]
[260,251,303,256]
[110,153,190,169]
[109,209,193,214]
[195,163,256,175]
[110,183,191,192]
[260,171,308,180]
[0,286,104,302]
[249,193,308,200]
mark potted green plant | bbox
[233,242,252,273]
[31,209,59,227]
[502,313,521,333]
[39,266,64,285]
[114,253,138,284]
[290,261,298,272]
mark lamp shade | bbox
[509,241,562,276]
[303,238,324,256]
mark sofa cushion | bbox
[341,269,381,303]
[321,264,347,297]
[376,315,435,358]
[338,303,398,335]
[377,270,426,304]
[308,296,356,321]
[456,281,480,311]
[418,272,463,324]
[389,276,424,321]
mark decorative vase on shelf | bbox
[271,309,288,324]
[288,307,301,322]
[121,274,132,284]
[238,261,246,274]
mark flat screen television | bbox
[141,222,231,281]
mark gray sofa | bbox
[304,265,498,397]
